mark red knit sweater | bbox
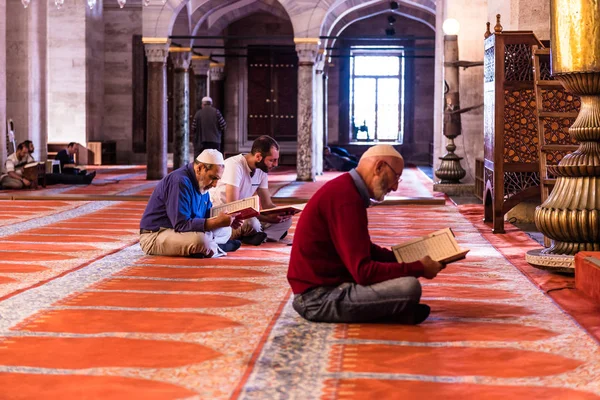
[287,173,425,294]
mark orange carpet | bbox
[0,171,599,399]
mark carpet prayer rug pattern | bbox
[0,172,599,398]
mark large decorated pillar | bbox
[295,39,320,182]
[527,0,600,272]
[170,49,191,169]
[143,38,170,180]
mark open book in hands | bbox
[260,203,306,217]
[392,228,470,265]
[210,195,260,220]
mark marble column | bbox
[144,40,170,180]
[0,0,6,168]
[323,67,329,149]
[191,57,210,110]
[295,41,320,182]
[209,63,225,114]
[171,50,191,169]
[315,57,325,175]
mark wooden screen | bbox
[247,46,298,142]
[483,31,544,233]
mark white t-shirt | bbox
[1,153,32,180]
[210,154,269,207]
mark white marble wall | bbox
[47,0,103,146]
[103,4,142,163]
[487,0,550,40]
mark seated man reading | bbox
[210,135,293,245]
[139,149,243,258]
[0,143,32,190]
[50,142,96,185]
[287,145,443,324]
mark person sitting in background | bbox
[139,149,243,258]
[324,146,358,172]
[0,143,32,190]
[50,142,96,184]
[288,145,443,324]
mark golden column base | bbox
[527,73,600,272]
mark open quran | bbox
[210,195,260,220]
[392,228,469,264]
[260,203,306,217]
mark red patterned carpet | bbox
[0,168,599,399]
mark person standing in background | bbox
[192,96,227,157]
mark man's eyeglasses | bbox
[382,161,403,183]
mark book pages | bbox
[392,228,468,264]
[210,195,259,218]
[260,203,306,216]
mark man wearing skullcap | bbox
[139,149,243,258]
[287,145,443,324]
[210,135,293,246]
[192,96,227,156]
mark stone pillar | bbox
[7,0,47,161]
[209,63,225,114]
[315,56,325,175]
[323,66,329,149]
[171,50,191,169]
[0,0,6,168]
[144,40,170,180]
[295,40,320,181]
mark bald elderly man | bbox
[287,145,443,324]
[139,149,242,258]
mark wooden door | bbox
[247,46,298,142]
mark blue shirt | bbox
[140,163,211,232]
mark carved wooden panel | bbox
[504,171,540,200]
[504,44,533,81]
[247,47,298,142]
[503,89,538,163]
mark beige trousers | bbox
[139,227,231,257]
[231,217,293,241]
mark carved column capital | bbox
[143,40,170,63]
[295,40,320,65]
[191,57,210,75]
[170,51,191,71]
[210,63,225,81]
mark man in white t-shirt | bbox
[210,135,293,245]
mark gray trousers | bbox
[0,176,25,190]
[292,277,422,323]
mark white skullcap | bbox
[202,96,213,103]
[360,144,403,160]
[196,149,224,165]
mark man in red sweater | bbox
[287,145,443,324]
